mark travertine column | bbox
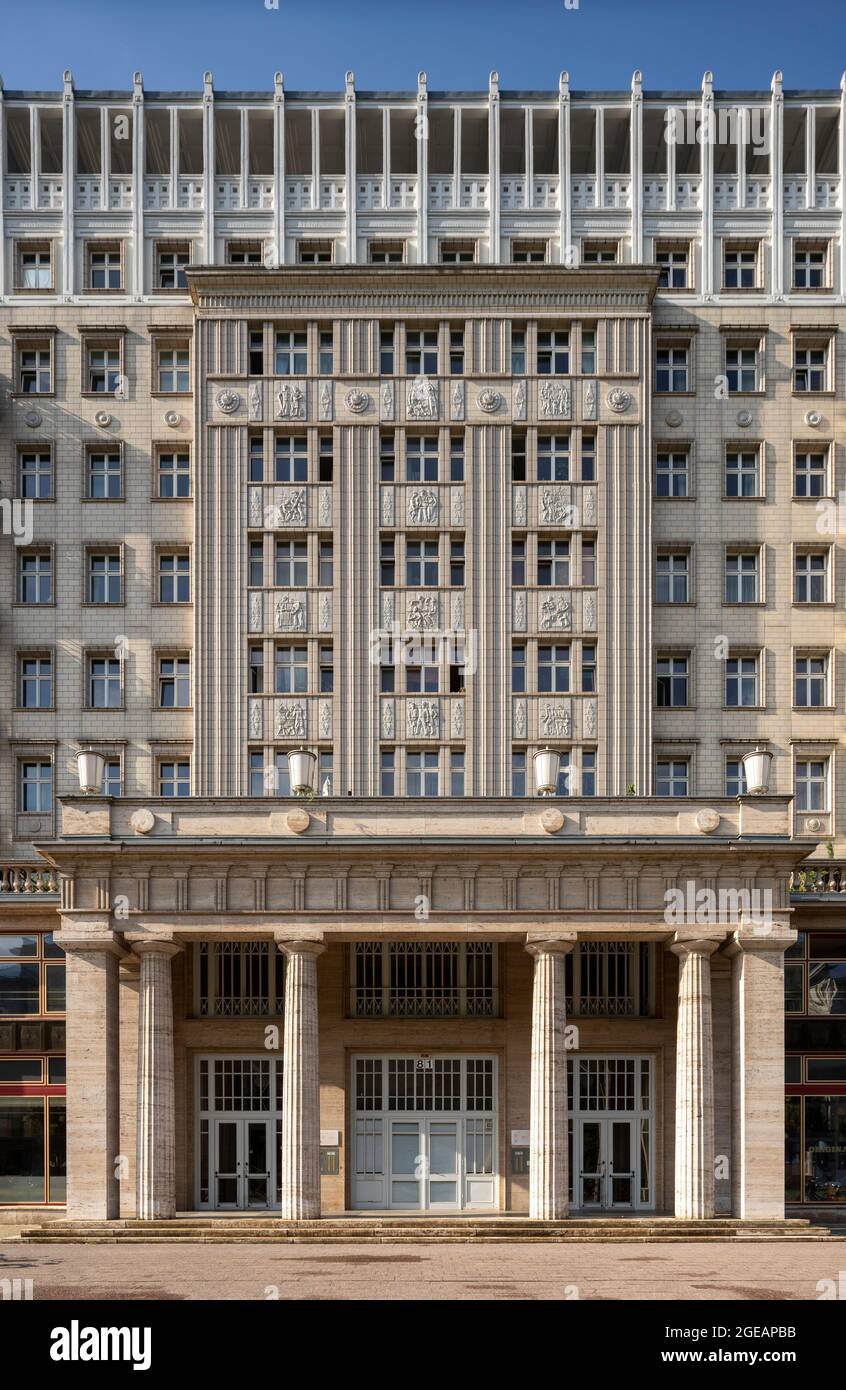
[725,928,796,1218]
[278,939,326,1219]
[134,941,182,1220]
[671,937,719,1218]
[53,931,126,1219]
[525,937,574,1220]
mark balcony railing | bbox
[571,177,597,209]
[0,865,59,896]
[791,863,846,896]
[428,177,454,209]
[388,177,417,209]
[214,177,275,210]
[744,176,771,209]
[457,177,489,209]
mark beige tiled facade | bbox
[1,72,845,1221]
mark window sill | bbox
[722,493,765,502]
[792,705,835,713]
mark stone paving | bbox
[1,1240,844,1300]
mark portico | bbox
[43,791,799,1224]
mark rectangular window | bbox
[380,433,395,482]
[449,329,464,375]
[248,539,264,587]
[87,345,121,394]
[157,244,189,290]
[725,759,748,797]
[380,327,395,375]
[511,435,526,482]
[297,241,333,264]
[581,539,596,586]
[226,242,263,265]
[158,655,191,708]
[512,242,546,263]
[406,750,439,797]
[537,329,569,375]
[793,343,828,392]
[18,342,52,394]
[406,436,438,482]
[794,244,827,289]
[537,539,569,586]
[725,551,759,604]
[18,654,52,709]
[440,241,475,263]
[380,749,395,796]
[406,330,438,375]
[318,330,334,375]
[88,655,122,708]
[19,449,53,500]
[581,435,596,481]
[158,551,190,603]
[87,450,122,499]
[18,551,52,604]
[795,758,828,812]
[795,550,828,604]
[582,750,597,797]
[582,644,596,693]
[249,435,264,482]
[450,538,465,587]
[369,242,404,264]
[656,655,689,707]
[248,645,265,694]
[380,538,395,587]
[319,540,333,587]
[725,345,759,392]
[274,645,308,694]
[449,436,465,483]
[656,345,689,392]
[795,654,828,708]
[157,346,190,393]
[158,450,191,498]
[511,329,526,375]
[580,329,596,374]
[319,645,334,694]
[104,760,122,796]
[511,538,526,586]
[0,930,65,1021]
[656,552,689,604]
[657,247,688,289]
[407,662,439,694]
[582,242,617,263]
[538,644,570,694]
[88,551,122,604]
[249,328,265,375]
[159,759,191,797]
[511,750,527,796]
[406,539,439,587]
[274,435,308,483]
[449,750,465,797]
[18,244,52,290]
[19,760,52,814]
[318,435,333,482]
[537,434,569,482]
[275,539,307,588]
[794,450,827,498]
[511,644,526,693]
[89,245,122,290]
[274,330,307,376]
[656,450,688,497]
[656,759,689,797]
[725,654,759,707]
[725,449,760,497]
[723,245,757,289]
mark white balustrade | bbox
[814,177,840,209]
[175,178,204,210]
[285,177,313,210]
[108,177,133,210]
[744,176,771,209]
[319,178,345,210]
[143,177,171,209]
[458,177,488,209]
[357,177,384,209]
[570,178,597,209]
[602,176,631,209]
[531,177,559,209]
[500,178,527,209]
[75,176,102,209]
[675,176,701,209]
[214,177,241,210]
[4,176,32,208]
[713,179,739,210]
[37,177,64,209]
[428,177,454,209]
[246,180,274,209]
[388,177,417,209]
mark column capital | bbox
[52,930,128,961]
[525,933,576,958]
[132,938,184,960]
[670,935,721,958]
[276,935,326,959]
[723,927,797,957]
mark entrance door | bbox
[387,1118,462,1209]
[575,1117,638,1209]
[213,1117,272,1210]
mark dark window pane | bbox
[0,962,40,1014]
[0,1098,45,1203]
[0,935,38,958]
[48,1098,66,1203]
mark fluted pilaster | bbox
[278,939,325,1219]
[671,938,718,1219]
[526,938,574,1219]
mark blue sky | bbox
[1,0,844,92]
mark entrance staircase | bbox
[17,1215,842,1244]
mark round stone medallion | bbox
[286,809,311,834]
[130,808,156,835]
[540,808,565,834]
[694,808,721,834]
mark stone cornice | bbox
[185,263,660,315]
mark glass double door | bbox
[213,1117,273,1209]
[390,1117,463,1209]
[573,1117,638,1208]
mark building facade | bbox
[0,69,844,1222]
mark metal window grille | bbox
[351,942,497,1017]
[196,941,284,1016]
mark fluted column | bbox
[671,937,718,1218]
[135,941,181,1220]
[526,937,574,1219]
[278,938,326,1219]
